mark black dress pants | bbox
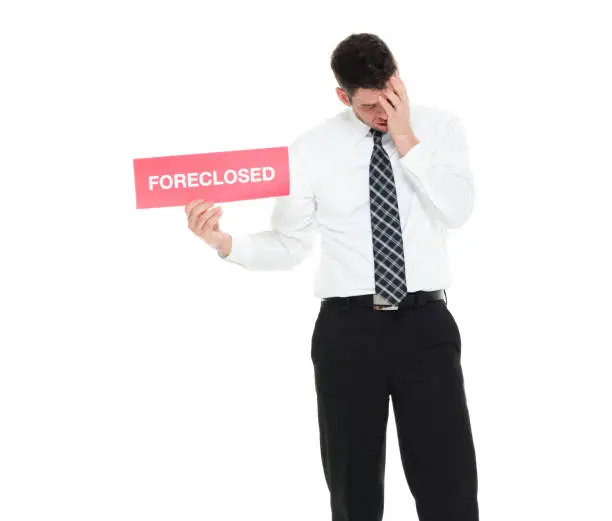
[311,297,479,521]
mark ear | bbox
[336,87,351,107]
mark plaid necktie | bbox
[369,128,409,305]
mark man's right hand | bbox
[185,200,232,256]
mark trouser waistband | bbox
[321,290,447,311]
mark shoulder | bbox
[285,110,348,190]
[410,104,465,144]
[411,103,460,127]
[289,109,348,151]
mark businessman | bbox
[185,33,479,521]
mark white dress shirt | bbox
[218,105,475,299]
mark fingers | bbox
[194,207,220,235]
[384,75,404,108]
[185,200,220,236]
[379,74,407,116]
[185,199,213,219]
[185,199,202,215]
[197,207,222,236]
[389,74,407,100]
[383,87,401,110]
[188,205,210,232]
[378,95,393,116]
[186,201,213,228]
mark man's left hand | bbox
[379,74,420,157]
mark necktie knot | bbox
[370,128,384,145]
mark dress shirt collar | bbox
[345,107,393,145]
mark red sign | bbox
[133,146,290,209]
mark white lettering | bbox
[187,172,199,187]
[224,169,237,184]
[238,168,250,183]
[262,167,275,181]
[159,175,173,189]
[200,171,212,186]
[213,170,224,186]
[147,167,277,190]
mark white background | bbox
[1,1,611,520]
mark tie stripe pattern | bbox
[369,128,408,305]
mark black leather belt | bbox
[322,290,447,311]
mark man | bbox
[185,33,479,521]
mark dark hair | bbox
[330,33,397,99]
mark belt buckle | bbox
[373,293,399,311]
[374,304,399,311]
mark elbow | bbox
[289,237,316,269]
[436,184,475,229]
[278,231,316,270]
[443,200,474,229]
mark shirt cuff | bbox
[217,234,253,266]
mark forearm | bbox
[218,229,315,270]
[402,154,474,227]
[217,135,316,269]
[398,117,474,228]
[395,131,420,158]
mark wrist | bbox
[395,130,420,157]
[216,234,232,257]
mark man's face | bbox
[336,86,389,132]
